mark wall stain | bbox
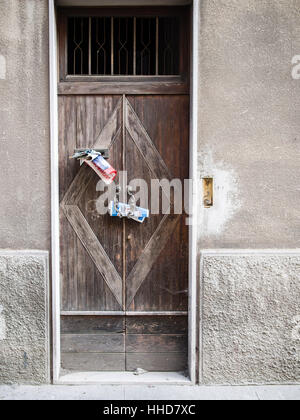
[23,352,28,369]
[0,305,6,340]
[198,148,242,238]
[0,55,6,80]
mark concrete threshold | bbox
[0,384,299,400]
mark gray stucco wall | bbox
[0,0,50,250]
[198,0,300,248]
[0,252,49,384]
[201,252,300,384]
[197,1,300,385]
[0,0,50,385]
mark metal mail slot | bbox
[74,148,109,159]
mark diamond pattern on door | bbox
[61,99,123,307]
[123,98,180,308]
[60,96,180,310]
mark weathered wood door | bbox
[58,7,190,373]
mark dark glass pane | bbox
[91,17,111,75]
[158,17,180,75]
[136,18,156,76]
[67,17,89,75]
[113,17,134,75]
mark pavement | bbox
[0,384,299,400]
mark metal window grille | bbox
[67,16,180,76]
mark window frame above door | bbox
[57,6,190,95]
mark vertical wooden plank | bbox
[126,96,189,312]
[60,96,124,312]
[125,131,165,278]
[83,96,94,310]
[59,96,79,311]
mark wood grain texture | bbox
[94,98,122,149]
[77,131,123,277]
[126,96,190,180]
[126,334,188,353]
[126,353,187,372]
[61,316,125,334]
[61,164,95,207]
[125,133,166,277]
[126,96,189,312]
[60,96,124,312]
[126,316,188,335]
[129,219,189,312]
[63,205,123,307]
[58,81,189,96]
[62,353,126,371]
[61,334,125,353]
[58,96,78,203]
[125,98,172,181]
[126,214,180,308]
[59,6,190,18]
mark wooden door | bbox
[58,7,190,373]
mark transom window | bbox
[58,7,189,89]
[66,15,181,76]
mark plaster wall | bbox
[0,0,50,250]
[201,252,300,384]
[0,251,49,384]
[0,0,50,385]
[197,0,300,385]
[198,0,300,248]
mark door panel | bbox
[127,96,190,179]
[59,94,189,370]
[124,133,166,278]
[61,315,188,373]
[78,131,124,278]
[58,4,190,374]
[128,220,189,312]
[60,96,123,311]
[126,96,189,312]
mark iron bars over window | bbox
[67,16,180,76]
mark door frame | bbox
[49,0,199,385]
